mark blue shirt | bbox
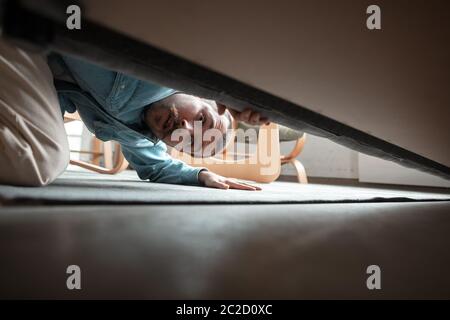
[47,53,204,185]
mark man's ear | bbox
[217,103,227,115]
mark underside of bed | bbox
[1,0,450,181]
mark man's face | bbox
[144,93,232,156]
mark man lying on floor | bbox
[0,38,268,190]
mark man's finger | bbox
[236,180,262,191]
[226,178,262,190]
[239,109,252,122]
[260,117,269,125]
[226,180,258,191]
[209,180,229,189]
[249,112,260,125]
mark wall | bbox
[282,134,450,188]
[358,154,450,188]
[280,135,358,179]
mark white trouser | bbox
[0,37,69,186]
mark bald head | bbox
[144,93,234,157]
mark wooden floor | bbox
[1,201,449,299]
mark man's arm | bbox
[120,140,202,185]
[120,140,260,190]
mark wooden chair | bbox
[171,122,308,183]
[280,133,308,184]
[63,112,129,174]
[238,122,308,183]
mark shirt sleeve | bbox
[119,139,206,185]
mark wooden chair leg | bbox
[91,138,102,165]
[69,144,129,175]
[103,141,113,169]
[65,112,128,175]
[291,159,308,184]
[70,138,129,175]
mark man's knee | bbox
[0,131,70,187]
[26,140,70,187]
[0,37,70,187]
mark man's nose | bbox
[180,119,193,132]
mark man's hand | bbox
[217,103,270,126]
[231,108,270,126]
[198,170,261,191]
